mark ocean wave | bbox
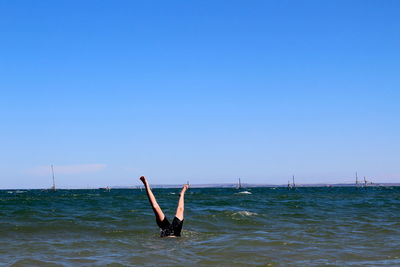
[233,211,258,217]
[2,187,400,266]
[236,191,252,194]
[11,258,64,267]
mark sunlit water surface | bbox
[1,187,400,266]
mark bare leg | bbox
[175,184,189,221]
[140,176,165,224]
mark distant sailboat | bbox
[235,178,252,194]
[237,178,242,189]
[292,175,296,189]
[99,186,111,191]
[355,172,359,187]
[51,164,56,191]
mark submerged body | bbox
[139,176,188,237]
[158,216,183,237]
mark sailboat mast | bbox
[355,172,358,186]
[51,164,56,191]
[239,178,241,189]
[292,175,295,188]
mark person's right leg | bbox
[140,176,165,224]
[175,184,189,221]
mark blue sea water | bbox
[1,187,400,266]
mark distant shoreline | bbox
[105,182,400,189]
[2,183,400,190]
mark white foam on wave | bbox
[237,191,252,194]
[234,211,258,216]
[181,229,201,238]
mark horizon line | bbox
[2,182,400,190]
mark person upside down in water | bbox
[140,176,189,237]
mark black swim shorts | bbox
[157,216,184,237]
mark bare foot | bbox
[180,184,189,194]
[139,176,148,186]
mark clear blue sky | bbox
[1,0,399,188]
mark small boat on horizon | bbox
[50,165,56,191]
[288,175,296,190]
[99,186,111,191]
[236,178,242,189]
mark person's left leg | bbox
[140,176,166,224]
[175,184,189,221]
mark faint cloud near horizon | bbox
[28,164,107,176]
